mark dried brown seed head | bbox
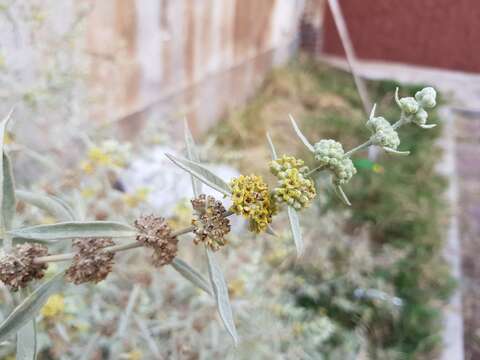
[65,238,115,285]
[191,194,230,251]
[0,243,49,291]
[134,214,178,267]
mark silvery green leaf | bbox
[2,153,15,231]
[266,132,278,160]
[16,320,36,360]
[287,206,303,258]
[0,109,15,249]
[165,153,231,196]
[16,190,75,221]
[8,221,135,242]
[333,184,351,206]
[205,249,238,346]
[289,114,314,152]
[383,147,410,156]
[184,119,202,197]
[419,124,437,129]
[0,272,64,341]
[266,224,277,237]
[171,258,212,296]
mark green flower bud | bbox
[414,108,428,126]
[314,140,357,185]
[366,116,400,150]
[398,97,419,115]
[415,87,437,109]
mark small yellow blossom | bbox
[228,278,245,298]
[123,187,150,208]
[81,140,131,174]
[127,350,143,360]
[41,294,65,318]
[81,187,96,198]
[229,174,275,233]
[80,160,94,174]
[270,155,316,210]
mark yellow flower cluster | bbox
[81,140,131,174]
[270,155,316,210]
[229,175,275,233]
[41,294,65,318]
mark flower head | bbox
[41,294,65,318]
[65,238,115,284]
[366,116,400,150]
[415,87,436,109]
[398,97,419,115]
[0,244,49,291]
[270,155,316,210]
[229,175,275,233]
[413,108,428,126]
[134,215,178,266]
[81,140,131,174]
[313,140,356,185]
[191,194,230,251]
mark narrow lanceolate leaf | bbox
[171,258,212,296]
[0,272,64,341]
[0,109,15,250]
[383,147,410,156]
[333,184,351,207]
[206,249,238,346]
[16,190,75,222]
[289,114,314,152]
[16,320,37,360]
[8,221,136,242]
[266,132,278,160]
[165,153,231,196]
[287,206,304,258]
[184,119,202,197]
[2,153,16,231]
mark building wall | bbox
[85,0,306,137]
[322,1,480,74]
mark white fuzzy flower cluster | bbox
[366,116,400,150]
[313,140,356,185]
[397,87,437,127]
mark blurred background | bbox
[1,0,479,359]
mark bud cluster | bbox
[366,116,400,150]
[397,87,437,127]
[270,155,316,210]
[313,140,357,185]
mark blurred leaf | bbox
[171,258,212,296]
[0,109,15,250]
[184,119,202,197]
[289,114,314,152]
[0,272,64,341]
[266,132,278,160]
[8,221,135,242]
[16,190,75,221]
[165,153,231,196]
[206,248,238,346]
[16,320,37,360]
[287,206,303,258]
[2,153,15,231]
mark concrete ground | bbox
[319,55,480,359]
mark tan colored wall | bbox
[84,0,305,137]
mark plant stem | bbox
[344,139,373,157]
[34,214,233,265]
